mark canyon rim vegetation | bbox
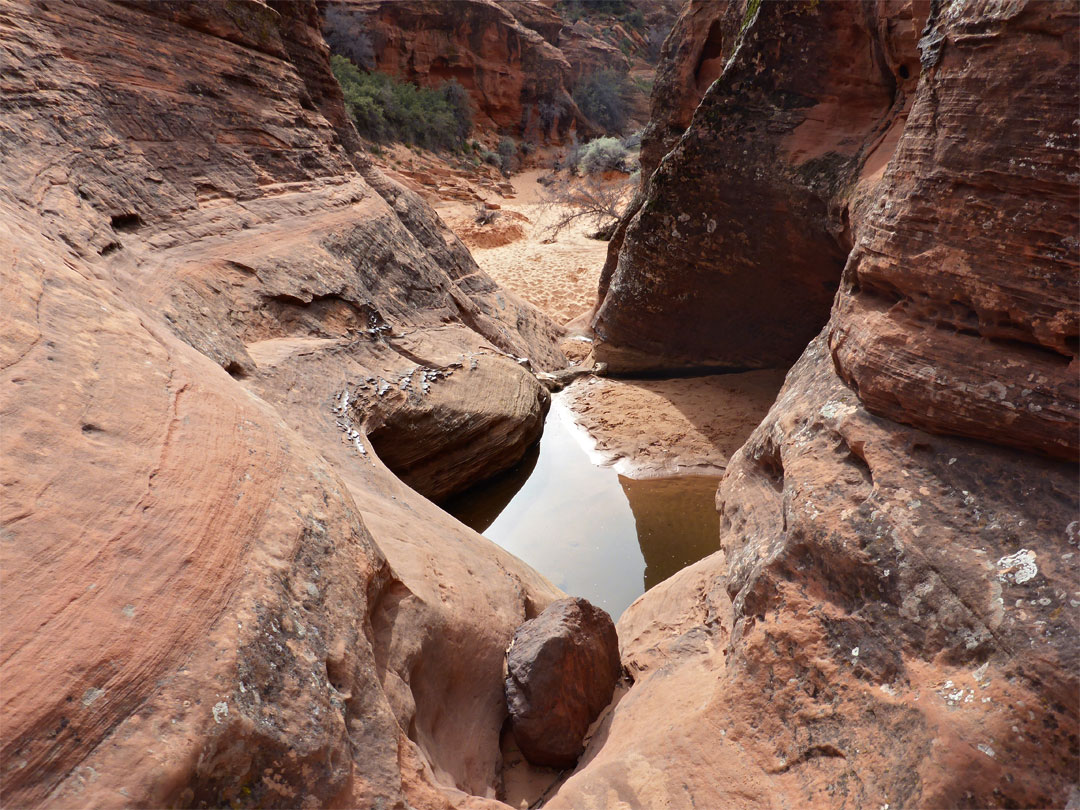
[0,1,1077,810]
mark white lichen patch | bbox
[997,549,1038,584]
[81,687,105,708]
[212,701,229,724]
[819,400,855,420]
[333,388,349,415]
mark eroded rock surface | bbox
[0,1,566,807]
[551,1,1079,808]
[595,0,927,373]
[366,353,549,502]
[550,335,1079,810]
[829,0,1079,460]
[505,598,621,769]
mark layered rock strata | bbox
[0,1,567,807]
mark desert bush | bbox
[539,172,635,241]
[577,136,630,174]
[538,98,567,131]
[623,8,645,30]
[330,55,473,152]
[632,74,654,96]
[560,136,584,171]
[323,10,377,70]
[572,69,632,134]
[473,203,500,226]
[497,136,518,174]
[620,130,642,150]
[558,0,630,21]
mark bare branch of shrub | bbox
[538,173,634,242]
[473,203,500,226]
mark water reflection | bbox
[445,394,723,620]
[442,443,540,533]
[618,475,721,591]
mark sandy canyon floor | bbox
[436,170,786,477]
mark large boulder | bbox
[593,0,928,373]
[505,598,621,768]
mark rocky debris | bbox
[505,598,621,769]
[547,1,1079,807]
[322,0,594,142]
[0,1,566,807]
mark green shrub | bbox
[538,98,566,131]
[330,55,473,152]
[557,0,629,20]
[577,136,630,174]
[572,69,632,134]
[497,136,518,174]
[623,8,645,29]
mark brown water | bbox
[445,394,722,620]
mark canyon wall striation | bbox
[556,1,1079,808]
[322,0,594,142]
[321,0,681,144]
[0,1,568,807]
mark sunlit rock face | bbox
[547,1,1079,808]
[1,1,566,807]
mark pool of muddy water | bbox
[444,393,722,620]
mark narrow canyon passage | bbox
[3,1,1075,808]
[434,170,788,621]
